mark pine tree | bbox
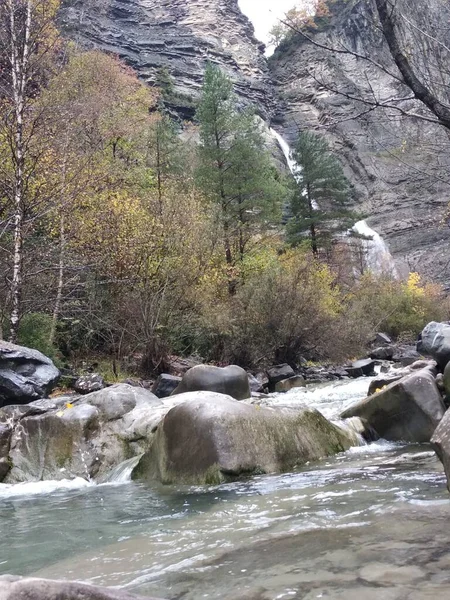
[196,63,285,290]
[287,131,354,256]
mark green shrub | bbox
[18,313,61,363]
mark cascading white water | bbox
[271,128,302,182]
[352,220,398,277]
[271,128,320,209]
[271,130,398,277]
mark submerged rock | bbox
[133,392,356,485]
[342,369,445,443]
[0,575,160,600]
[0,341,60,408]
[172,364,250,400]
[417,321,450,369]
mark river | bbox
[1,378,449,599]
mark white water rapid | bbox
[352,219,398,277]
[1,376,449,599]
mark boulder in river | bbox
[133,391,356,485]
[151,373,182,398]
[172,364,250,400]
[431,410,450,492]
[341,369,445,443]
[1,384,164,483]
[266,364,295,387]
[417,321,450,368]
[0,341,60,408]
[0,575,160,600]
[274,375,306,393]
[346,359,376,378]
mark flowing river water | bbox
[1,378,450,600]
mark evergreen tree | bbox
[287,131,354,256]
[196,63,285,290]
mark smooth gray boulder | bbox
[342,369,446,443]
[274,375,306,393]
[1,384,164,483]
[152,373,182,398]
[431,411,450,492]
[172,364,250,400]
[0,341,60,407]
[417,321,450,368]
[133,392,356,485]
[0,575,158,600]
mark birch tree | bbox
[0,0,60,341]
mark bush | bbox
[18,312,61,363]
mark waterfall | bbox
[271,128,302,182]
[352,220,398,277]
[101,455,143,484]
[271,128,320,210]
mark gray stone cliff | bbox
[60,0,450,285]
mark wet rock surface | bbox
[0,384,164,484]
[342,369,445,442]
[133,392,356,485]
[0,575,159,600]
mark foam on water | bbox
[0,477,92,499]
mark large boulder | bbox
[0,575,159,600]
[341,369,446,443]
[0,341,60,407]
[172,364,250,400]
[417,321,450,368]
[431,411,450,492]
[1,384,164,483]
[133,392,356,485]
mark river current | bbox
[1,378,450,600]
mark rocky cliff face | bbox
[61,0,450,285]
[269,0,450,284]
[60,0,274,119]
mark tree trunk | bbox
[375,0,450,131]
[8,0,32,343]
[50,214,65,346]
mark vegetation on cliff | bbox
[0,0,447,375]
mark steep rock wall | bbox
[59,0,274,119]
[269,0,450,284]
